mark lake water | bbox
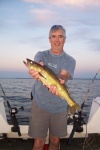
[0,78,100,125]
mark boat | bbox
[0,95,100,150]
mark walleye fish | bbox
[23,58,81,115]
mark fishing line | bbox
[0,83,11,109]
[81,68,100,109]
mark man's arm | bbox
[49,69,70,95]
[58,69,70,84]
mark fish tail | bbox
[69,102,81,115]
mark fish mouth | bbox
[23,58,32,67]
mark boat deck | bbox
[0,134,100,150]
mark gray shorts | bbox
[28,100,67,138]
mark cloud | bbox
[29,8,61,26]
[30,9,54,22]
[89,38,100,51]
[22,0,100,27]
[23,0,100,8]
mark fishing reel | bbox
[9,106,24,115]
[9,106,24,136]
[67,111,84,132]
[73,111,84,133]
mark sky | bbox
[0,0,100,79]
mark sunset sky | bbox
[0,0,100,78]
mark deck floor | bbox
[0,135,100,150]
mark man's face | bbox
[49,30,66,55]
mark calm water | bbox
[0,78,100,125]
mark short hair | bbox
[49,25,66,38]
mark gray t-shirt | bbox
[32,50,76,113]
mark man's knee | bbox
[33,138,45,149]
[50,136,60,146]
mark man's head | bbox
[49,25,66,38]
[49,25,66,55]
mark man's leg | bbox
[28,100,49,150]
[48,112,67,150]
[32,138,46,150]
[49,135,60,150]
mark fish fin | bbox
[59,95,64,99]
[39,76,50,87]
[69,106,76,115]
[65,86,70,95]
[69,102,81,115]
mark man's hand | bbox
[49,85,58,95]
[48,77,66,96]
[28,62,44,80]
[29,69,40,80]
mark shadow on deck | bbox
[0,134,100,150]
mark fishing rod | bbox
[67,68,100,145]
[0,83,24,136]
[0,84,11,109]
[81,68,100,109]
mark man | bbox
[28,25,76,150]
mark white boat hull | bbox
[0,97,100,139]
